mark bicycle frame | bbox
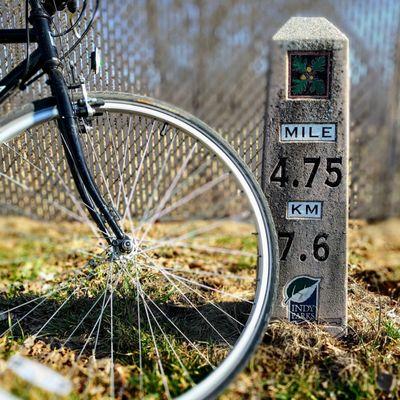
[0,31,41,104]
[0,0,133,254]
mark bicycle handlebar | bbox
[42,0,78,15]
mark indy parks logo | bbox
[283,276,321,323]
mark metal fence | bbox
[1,0,400,220]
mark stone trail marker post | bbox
[262,17,349,335]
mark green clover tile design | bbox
[289,53,330,97]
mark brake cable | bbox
[21,0,100,88]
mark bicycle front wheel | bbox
[0,92,277,400]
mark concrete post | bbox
[262,17,349,336]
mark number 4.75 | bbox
[270,157,342,188]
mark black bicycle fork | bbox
[28,0,133,254]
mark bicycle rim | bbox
[0,93,277,400]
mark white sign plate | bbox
[7,355,72,396]
[0,388,21,400]
[281,123,336,142]
[287,201,323,219]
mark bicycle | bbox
[0,1,277,399]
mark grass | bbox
[0,217,398,399]
[385,321,400,340]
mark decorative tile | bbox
[288,51,331,98]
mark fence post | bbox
[261,17,349,335]
[384,34,400,217]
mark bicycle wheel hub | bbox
[112,236,134,254]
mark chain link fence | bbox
[1,0,399,220]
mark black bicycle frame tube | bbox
[0,49,42,103]
[24,0,128,245]
[64,148,113,244]
[0,28,40,103]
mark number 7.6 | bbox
[278,231,330,262]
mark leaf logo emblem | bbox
[284,276,321,304]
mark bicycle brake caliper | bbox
[74,80,104,133]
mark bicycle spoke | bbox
[139,213,249,248]
[136,143,198,245]
[142,255,251,320]
[105,112,130,211]
[93,266,116,358]
[141,288,194,386]
[137,279,171,399]
[120,264,215,368]
[141,130,178,221]
[135,268,144,396]
[152,173,229,222]
[142,258,233,347]
[115,117,132,211]
[109,261,115,399]
[139,239,255,258]
[63,293,105,346]
[160,265,253,281]
[33,288,80,339]
[77,292,113,360]
[34,130,103,236]
[76,268,122,361]
[140,259,254,304]
[86,132,118,212]
[136,173,230,247]
[162,270,244,327]
[121,119,157,223]
[0,286,69,338]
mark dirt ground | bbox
[0,217,398,399]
